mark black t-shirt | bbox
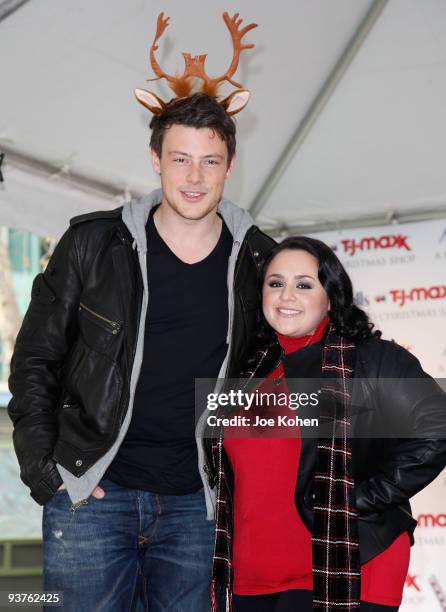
[105,207,232,494]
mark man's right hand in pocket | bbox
[57,484,106,499]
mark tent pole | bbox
[0,145,143,202]
[248,0,389,220]
[0,0,31,24]
[262,204,446,238]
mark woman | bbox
[210,236,446,612]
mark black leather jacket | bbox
[8,205,275,505]
[220,336,446,563]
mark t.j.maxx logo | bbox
[417,513,446,527]
[405,573,421,592]
[341,234,411,257]
[390,285,446,307]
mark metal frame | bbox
[0,146,139,203]
[261,204,446,238]
[0,0,30,24]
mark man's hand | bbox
[91,485,106,499]
[57,484,106,499]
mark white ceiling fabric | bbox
[1,0,445,239]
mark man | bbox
[8,90,275,609]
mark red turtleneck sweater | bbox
[224,318,409,605]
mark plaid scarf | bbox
[211,427,234,612]
[313,325,360,610]
[211,325,359,611]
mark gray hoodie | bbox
[57,188,254,518]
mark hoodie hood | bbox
[121,188,254,253]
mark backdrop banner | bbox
[310,218,446,611]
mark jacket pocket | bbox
[56,347,124,454]
[78,302,122,354]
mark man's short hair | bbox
[149,93,237,164]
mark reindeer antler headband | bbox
[135,11,257,116]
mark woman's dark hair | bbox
[259,236,381,344]
[149,93,236,164]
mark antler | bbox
[142,11,257,102]
[148,13,172,83]
[148,13,192,98]
[212,12,258,89]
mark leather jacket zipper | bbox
[79,302,121,334]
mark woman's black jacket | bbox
[221,336,446,564]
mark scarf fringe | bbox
[211,578,232,612]
[226,585,232,612]
[211,577,216,612]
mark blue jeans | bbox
[42,479,214,611]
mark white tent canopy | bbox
[1,0,446,239]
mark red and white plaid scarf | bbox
[313,325,360,610]
[211,325,359,611]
